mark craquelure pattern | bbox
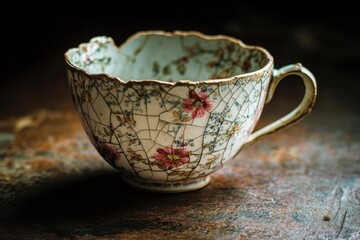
[65,32,273,186]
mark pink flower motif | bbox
[97,143,121,165]
[153,147,191,169]
[182,90,213,119]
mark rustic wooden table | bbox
[1,10,359,239]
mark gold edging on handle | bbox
[240,63,317,150]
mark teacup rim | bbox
[64,30,274,86]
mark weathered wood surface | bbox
[0,106,359,239]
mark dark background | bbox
[1,4,360,119]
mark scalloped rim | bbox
[64,30,274,86]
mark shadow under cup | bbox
[65,31,276,192]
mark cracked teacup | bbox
[65,31,317,192]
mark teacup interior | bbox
[67,33,269,82]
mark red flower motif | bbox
[153,147,191,169]
[182,90,213,119]
[97,143,121,165]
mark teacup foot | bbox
[121,175,211,193]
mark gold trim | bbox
[64,31,274,86]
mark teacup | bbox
[65,31,317,192]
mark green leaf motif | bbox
[153,61,160,75]
[163,65,171,75]
[177,62,186,75]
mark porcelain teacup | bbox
[65,31,317,192]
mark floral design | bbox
[182,90,213,119]
[96,143,121,165]
[72,37,112,72]
[66,33,271,188]
[172,110,192,122]
[228,123,239,138]
[153,147,191,169]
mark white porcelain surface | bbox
[65,31,316,192]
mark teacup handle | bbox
[241,63,317,149]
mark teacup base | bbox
[121,175,211,193]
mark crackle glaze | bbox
[65,31,317,192]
